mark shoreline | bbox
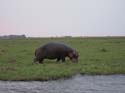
[0,74,125,81]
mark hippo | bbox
[34,42,79,64]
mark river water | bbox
[0,75,125,93]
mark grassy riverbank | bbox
[0,37,125,81]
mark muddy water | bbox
[0,75,125,93]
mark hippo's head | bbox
[68,50,79,63]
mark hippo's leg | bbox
[34,58,37,63]
[39,59,44,64]
[56,58,61,62]
[61,57,65,62]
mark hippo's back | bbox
[42,42,69,50]
[41,42,72,58]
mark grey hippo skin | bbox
[34,42,79,64]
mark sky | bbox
[0,0,125,37]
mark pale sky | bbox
[0,0,125,37]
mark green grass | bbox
[0,37,125,81]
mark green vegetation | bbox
[0,37,125,81]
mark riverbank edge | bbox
[0,73,125,81]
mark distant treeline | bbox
[0,35,26,39]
